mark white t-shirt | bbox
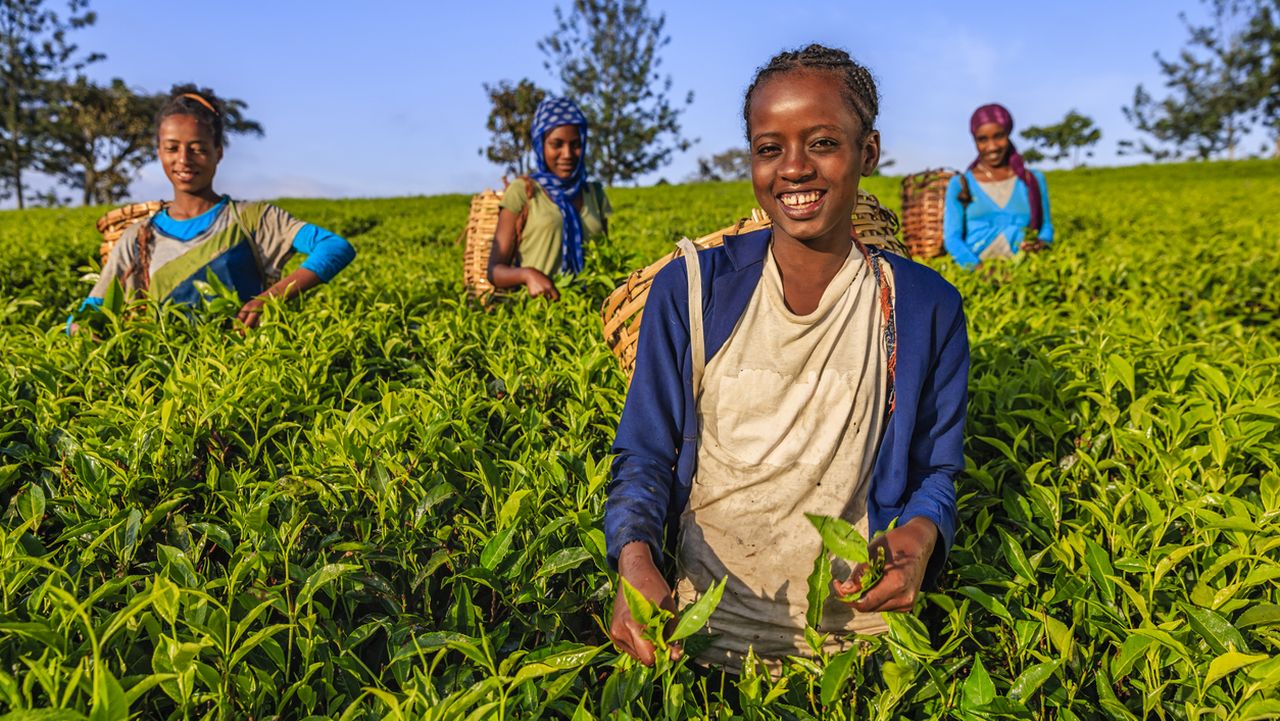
[676,242,894,672]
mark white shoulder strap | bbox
[676,238,705,401]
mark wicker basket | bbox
[461,189,503,300]
[95,200,166,265]
[601,189,905,381]
[900,169,957,258]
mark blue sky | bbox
[53,0,1233,202]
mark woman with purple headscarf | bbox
[488,96,611,300]
[942,103,1054,269]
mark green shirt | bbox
[498,178,611,275]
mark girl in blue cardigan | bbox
[605,45,969,672]
[943,103,1054,269]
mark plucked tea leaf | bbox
[670,577,725,641]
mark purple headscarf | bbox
[969,103,1043,232]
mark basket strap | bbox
[856,241,897,415]
[677,237,705,402]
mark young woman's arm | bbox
[839,292,968,611]
[488,208,559,299]
[67,226,140,335]
[605,262,692,664]
[942,174,981,269]
[235,267,325,330]
[488,179,559,299]
[238,208,357,329]
[291,224,356,281]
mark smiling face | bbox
[158,114,222,197]
[543,125,583,180]
[973,121,1011,169]
[748,70,880,248]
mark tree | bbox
[687,147,749,182]
[41,80,263,206]
[478,79,548,176]
[1020,110,1102,167]
[539,0,693,185]
[40,78,157,205]
[1241,1,1280,155]
[1122,0,1272,160]
[0,0,100,209]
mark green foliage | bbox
[538,0,693,185]
[0,160,1277,718]
[1122,0,1279,160]
[0,0,102,208]
[687,147,750,183]
[39,77,159,206]
[1020,110,1102,168]
[479,78,549,177]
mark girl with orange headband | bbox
[68,85,355,333]
[942,103,1054,269]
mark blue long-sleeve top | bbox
[605,228,969,586]
[942,169,1054,269]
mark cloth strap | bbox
[677,237,705,402]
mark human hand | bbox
[1021,238,1048,253]
[833,517,938,613]
[235,297,266,332]
[609,542,682,666]
[522,269,560,301]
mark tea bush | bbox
[0,161,1277,719]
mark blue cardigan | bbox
[943,169,1054,269]
[605,228,969,585]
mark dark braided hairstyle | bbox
[155,84,227,148]
[743,44,880,139]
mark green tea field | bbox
[1,160,1278,719]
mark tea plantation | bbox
[0,160,1277,719]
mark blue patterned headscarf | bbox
[529,96,589,275]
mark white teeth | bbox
[780,191,821,207]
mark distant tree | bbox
[539,0,694,185]
[0,0,101,208]
[1021,147,1047,164]
[164,82,262,140]
[1241,1,1280,155]
[1122,0,1272,160]
[687,147,749,182]
[1020,110,1102,167]
[479,79,548,176]
[41,78,157,205]
[41,80,263,205]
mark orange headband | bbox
[181,93,218,115]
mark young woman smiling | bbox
[943,103,1054,269]
[69,86,355,334]
[604,45,969,672]
[487,96,611,301]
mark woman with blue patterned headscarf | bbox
[488,96,612,300]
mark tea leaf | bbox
[670,577,725,642]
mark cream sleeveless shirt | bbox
[676,243,894,672]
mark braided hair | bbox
[156,85,227,148]
[743,44,880,139]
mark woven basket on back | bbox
[601,189,905,381]
[900,169,957,258]
[95,200,166,265]
[461,189,503,299]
